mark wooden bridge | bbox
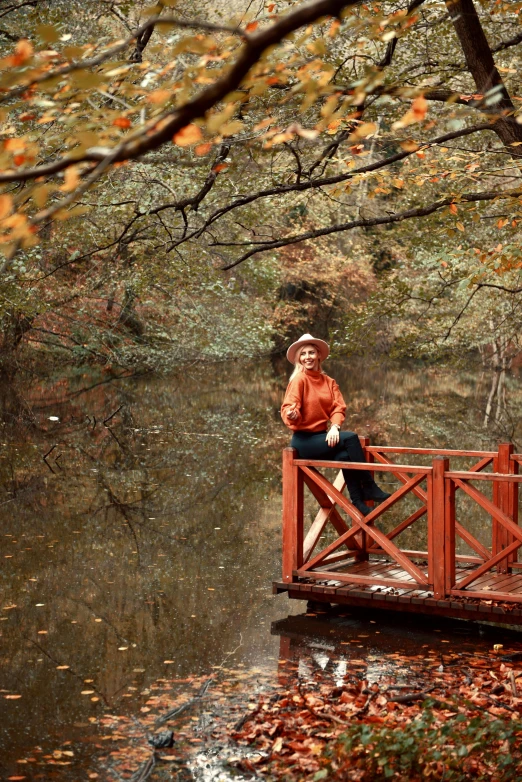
[273,441,522,626]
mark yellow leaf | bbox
[36,24,60,43]
[456,221,465,232]
[220,120,244,137]
[400,140,419,152]
[206,103,237,133]
[0,194,12,220]
[173,124,202,146]
[350,122,378,140]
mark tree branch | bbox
[0,15,244,106]
[221,187,522,269]
[0,0,363,185]
[169,122,492,246]
[378,0,427,68]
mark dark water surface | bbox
[2,357,522,780]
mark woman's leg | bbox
[290,431,372,515]
[337,432,391,502]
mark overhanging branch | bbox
[0,0,363,185]
[221,187,522,269]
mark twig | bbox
[155,677,212,727]
[129,752,156,782]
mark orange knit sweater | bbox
[281,370,347,432]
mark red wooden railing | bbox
[282,441,522,604]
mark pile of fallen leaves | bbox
[230,649,522,781]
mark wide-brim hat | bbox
[286,333,330,364]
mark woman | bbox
[281,333,390,516]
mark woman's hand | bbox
[326,425,340,447]
[286,405,299,421]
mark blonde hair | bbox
[289,343,324,382]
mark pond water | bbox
[1,356,522,780]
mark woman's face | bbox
[298,345,319,371]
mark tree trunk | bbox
[446,0,522,149]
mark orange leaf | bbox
[173,124,202,147]
[195,142,212,156]
[5,138,25,152]
[212,163,228,173]
[449,203,458,215]
[13,155,25,166]
[147,89,171,104]
[267,3,276,10]
[246,21,259,33]
[60,167,80,192]
[412,95,427,121]
[14,38,33,64]
[329,19,341,36]
[112,117,131,129]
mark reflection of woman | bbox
[281,333,390,516]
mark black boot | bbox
[360,472,391,502]
[344,474,371,516]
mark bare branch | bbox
[173,122,493,244]
[492,32,522,54]
[221,187,522,269]
[0,0,37,19]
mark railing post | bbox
[445,477,456,593]
[282,447,303,583]
[429,457,448,599]
[357,435,371,561]
[497,443,515,573]
[509,452,519,568]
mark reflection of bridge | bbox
[273,442,522,625]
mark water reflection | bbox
[1,357,522,779]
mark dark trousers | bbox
[290,430,372,494]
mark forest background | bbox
[1,0,522,376]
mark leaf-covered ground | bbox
[12,608,522,782]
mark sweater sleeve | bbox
[330,379,347,426]
[281,376,303,427]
